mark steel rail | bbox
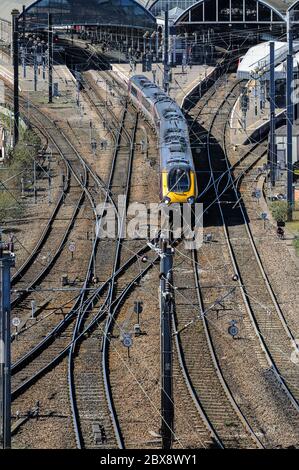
[179,78,266,448]
[11,140,70,284]
[191,249,264,448]
[171,315,224,449]
[221,96,299,410]
[11,240,155,375]
[67,105,138,448]
[206,79,299,418]
[98,112,139,449]
[4,87,88,311]
[11,85,144,377]
[11,257,158,401]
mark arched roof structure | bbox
[174,0,287,24]
[20,0,156,30]
[1,0,156,30]
[148,0,296,23]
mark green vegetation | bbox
[270,201,289,223]
[287,220,299,232]
[0,127,41,223]
[0,192,22,221]
[0,112,11,130]
[286,220,299,257]
[9,129,41,175]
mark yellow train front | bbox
[161,164,197,205]
[160,129,198,205]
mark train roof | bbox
[130,74,177,105]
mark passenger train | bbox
[128,75,197,205]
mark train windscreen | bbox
[168,168,190,193]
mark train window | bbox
[165,128,181,136]
[167,140,187,152]
[164,111,182,120]
[155,108,160,122]
[169,159,188,164]
[163,108,176,115]
[142,96,152,112]
[155,95,172,104]
[169,144,185,153]
[131,86,138,98]
[168,168,190,193]
[143,83,156,88]
[154,93,165,100]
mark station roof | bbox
[3,0,299,30]
[0,0,156,30]
[265,0,295,14]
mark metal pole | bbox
[269,41,276,186]
[34,44,37,92]
[12,10,20,147]
[163,2,169,93]
[22,45,26,79]
[21,177,24,197]
[160,240,173,450]
[48,176,52,205]
[33,158,37,203]
[42,43,46,80]
[286,12,294,221]
[22,5,26,39]
[0,240,15,449]
[173,34,176,66]
[89,120,93,145]
[48,13,53,104]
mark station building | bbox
[0,0,157,46]
[2,1,299,41]
[1,0,299,63]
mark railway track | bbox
[68,100,140,448]
[71,71,175,449]
[16,62,162,447]
[169,70,299,448]
[172,245,263,448]
[5,62,162,449]
[165,73,263,448]
[4,87,90,322]
[10,43,294,448]
[8,101,98,382]
[220,103,299,412]
[198,74,299,443]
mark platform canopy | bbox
[1,0,157,30]
[237,40,299,79]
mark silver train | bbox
[128,75,197,204]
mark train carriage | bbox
[128,75,198,205]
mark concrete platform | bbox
[0,50,74,93]
[230,79,284,147]
[111,62,215,107]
